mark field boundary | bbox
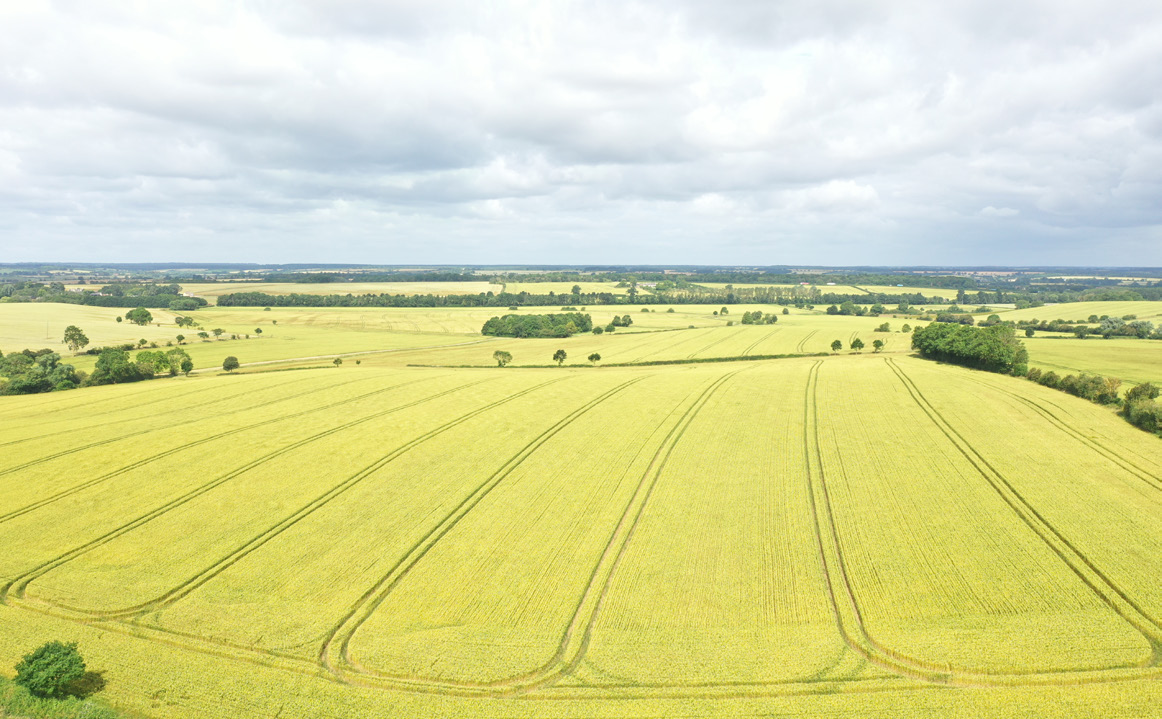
[407,351,829,370]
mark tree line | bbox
[911,322,1029,375]
[481,312,593,338]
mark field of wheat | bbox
[2,349,1162,717]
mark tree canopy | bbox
[482,313,592,338]
[911,322,1028,375]
[13,641,86,699]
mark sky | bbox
[1,1,1161,266]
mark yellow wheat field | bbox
[2,352,1162,717]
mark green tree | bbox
[89,348,152,385]
[212,328,224,338]
[850,338,865,351]
[333,357,343,366]
[592,326,604,335]
[255,328,263,335]
[831,340,842,352]
[901,324,911,333]
[588,352,601,365]
[553,349,567,365]
[197,331,209,341]
[14,641,86,699]
[124,307,153,325]
[571,284,582,295]
[872,339,884,352]
[782,307,789,315]
[175,334,185,345]
[115,316,122,323]
[180,357,194,376]
[1025,328,1035,337]
[62,325,89,353]
[493,350,513,367]
[222,356,240,372]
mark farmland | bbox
[2,300,1162,718]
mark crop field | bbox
[693,283,961,299]
[499,281,636,295]
[65,281,505,303]
[997,301,1162,323]
[1024,337,1162,386]
[3,348,1162,718]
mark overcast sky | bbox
[2,1,1161,266]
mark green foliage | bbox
[123,307,152,325]
[831,339,843,352]
[587,352,601,364]
[87,348,153,385]
[0,676,118,719]
[481,313,592,338]
[222,356,240,372]
[741,310,777,325]
[0,350,84,394]
[136,348,192,377]
[168,297,202,311]
[850,338,865,351]
[492,350,513,367]
[62,325,88,353]
[14,642,85,699]
[333,357,343,366]
[592,326,604,335]
[912,322,1028,375]
[873,339,884,352]
[875,322,890,332]
[552,349,567,365]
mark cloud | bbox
[0,0,1160,264]
[980,206,1019,217]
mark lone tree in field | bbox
[62,325,89,353]
[212,328,224,338]
[255,328,263,335]
[333,357,343,366]
[175,334,185,345]
[222,356,240,372]
[851,338,865,351]
[553,349,567,366]
[831,339,842,352]
[588,352,601,365]
[493,350,513,367]
[14,641,86,699]
[124,307,152,325]
[197,331,209,341]
[872,339,884,352]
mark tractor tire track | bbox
[958,375,1162,493]
[55,377,567,619]
[1,377,494,605]
[0,372,327,450]
[0,375,430,525]
[684,330,734,359]
[336,369,744,694]
[0,372,394,479]
[319,377,646,685]
[740,326,781,356]
[885,358,1162,657]
[794,329,818,353]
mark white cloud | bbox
[0,0,1160,264]
[980,206,1019,217]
